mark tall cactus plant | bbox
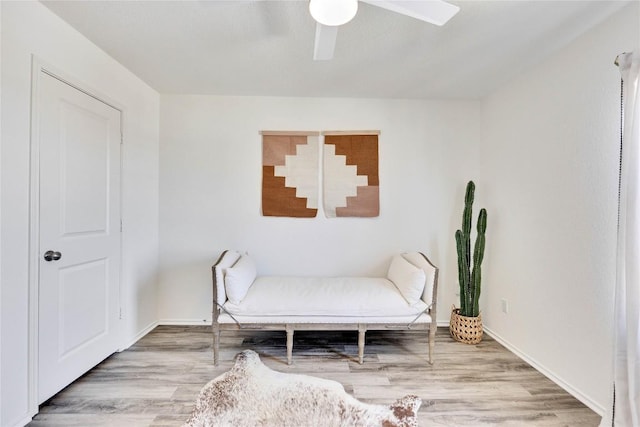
[455,181,487,317]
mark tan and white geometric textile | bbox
[323,133,379,218]
[261,131,379,218]
[261,132,319,217]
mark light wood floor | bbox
[29,325,600,426]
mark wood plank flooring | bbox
[28,326,600,426]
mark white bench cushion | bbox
[223,276,428,317]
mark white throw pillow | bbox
[225,255,257,304]
[387,254,426,305]
[401,252,435,307]
[214,250,241,305]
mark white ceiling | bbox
[42,0,631,99]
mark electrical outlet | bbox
[501,298,509,314]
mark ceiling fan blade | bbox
[313,23,339,60]
[360,0,460,26]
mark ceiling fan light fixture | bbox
[309,0,358,26]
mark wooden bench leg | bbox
[213,325,220,366]
[358,324,367,364]
[286,326,294,365]
[428,324,435,365]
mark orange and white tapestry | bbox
[323,133,379,218]
[261,132,319,218]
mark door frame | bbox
[28,56,125,415]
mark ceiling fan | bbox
[309,0,460,60]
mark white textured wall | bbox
[0,3,4,424]
[2,2,634,424]
[480,2,639,414]
[0,2,160,425]
[159,95,480,323]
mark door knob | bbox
[43,250,62,262]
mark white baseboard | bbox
[119,320,158,351]
[158,318,212,326]
[483,326,605,416]
[9,413,35,427]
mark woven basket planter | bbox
[449,306,483,344]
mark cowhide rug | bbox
[184,350,421,427]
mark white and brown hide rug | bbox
[184,350,421,427]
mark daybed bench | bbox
[211,250,438,365]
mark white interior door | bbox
[37,71,121,403]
